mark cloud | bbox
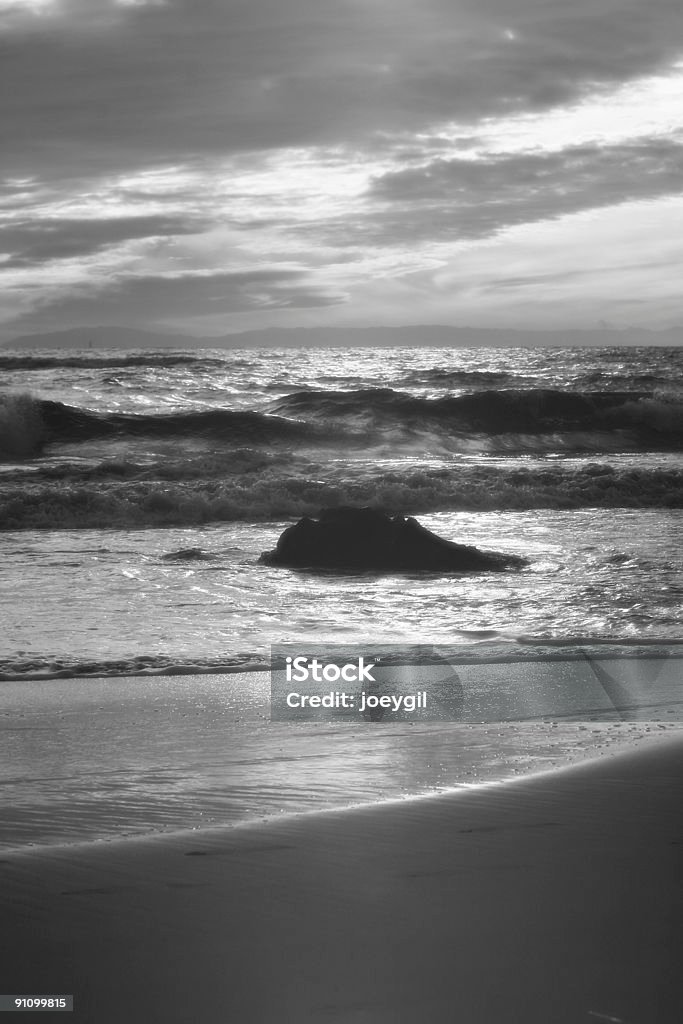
[7,267,345,333]
[3,0,683,333]
[348,136,683,245]
[3,0,683,180]
[0,213,204,266]
[373,137,683,200]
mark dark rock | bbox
[161,547,211,561]
[259,507,526,572]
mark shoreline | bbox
[1,733,681,1022]
[1,726,679,861]
[1,637,681,683]
[2,659,681,853]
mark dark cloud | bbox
[0,214,204,266]
[475,250,683,294]
[3,0,683,333]
[2,0,683,178]
[8,267,344,333]
[373,137,683,198]
[336,137,683,245]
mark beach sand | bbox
[2,663,679,849]
[1,733,681,1023]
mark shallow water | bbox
[1,346,681,530]
[1,344,681,856]
[1,670,679,850]
[0,508,680,679]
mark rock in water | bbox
[259,507,526,572]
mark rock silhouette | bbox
[260,507,526,572]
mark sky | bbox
[2,0,683,339]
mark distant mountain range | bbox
[3,324,682,350]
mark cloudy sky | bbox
[2,0,683,339]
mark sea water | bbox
[0,343,681,847]
[0,344,680,678]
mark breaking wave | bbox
[2,387,681,461]
[0,652,267,682]
[0,394,321,457]
[2,464,680,530]
[0,393,46,458]
[271,387,683,445]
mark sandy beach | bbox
[1,732,681,1023]
[4,4,683,1023]
[2,659,679,849]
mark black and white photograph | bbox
[0,1,681,1021]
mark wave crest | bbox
[0,393,46,457]
[272,387,683,448]
[2,465,680,530]
[4,387,681,463]
[1,395,318,456]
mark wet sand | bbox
[2,664,679,849]
[1,734,681,1023]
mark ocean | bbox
[0,344,681,681]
